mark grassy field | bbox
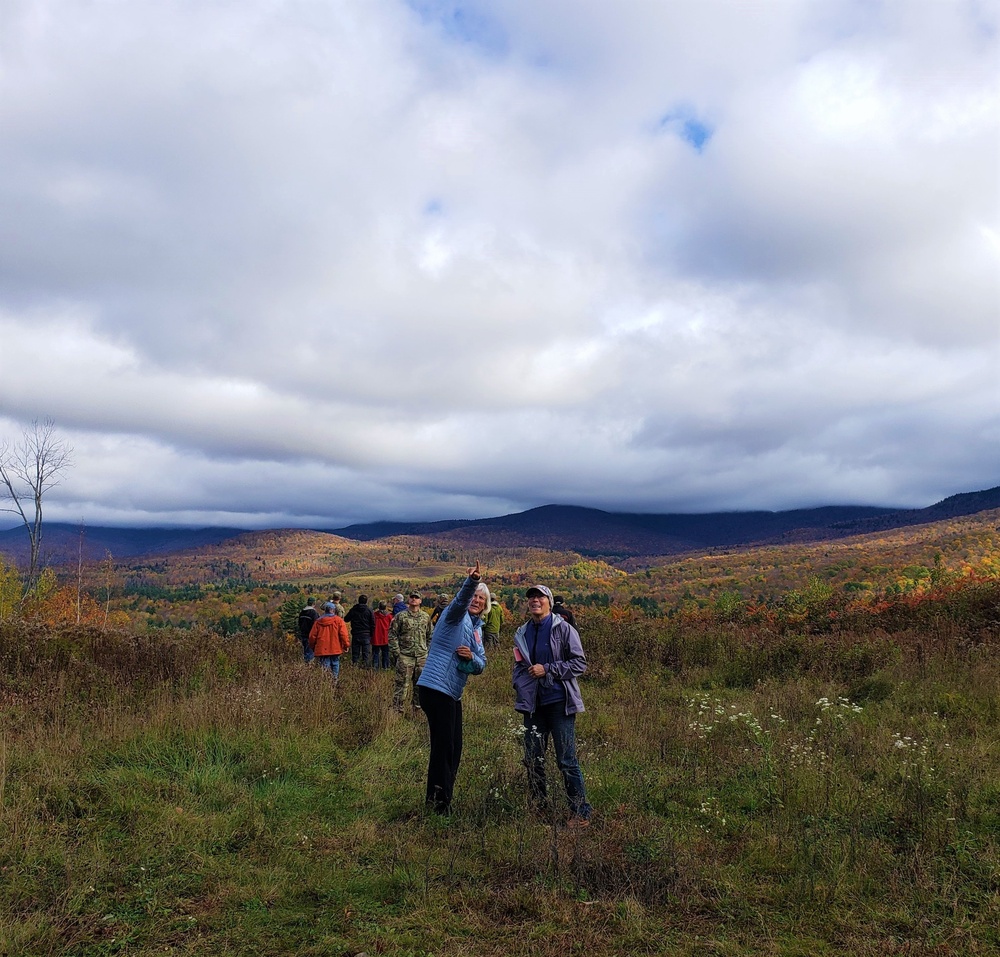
[1,590,998,955]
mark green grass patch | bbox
[1,614,998,955]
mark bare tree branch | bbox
[0,418,74,595]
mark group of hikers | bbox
[295,570,592,827]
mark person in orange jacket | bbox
[309,602,351,681]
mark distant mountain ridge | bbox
[827,487,1000,536]
[327,503,896,552]
[325,486,1000,556]
[0,485,997,564]
[0,525,248,564]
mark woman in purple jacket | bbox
[512,584,592,827]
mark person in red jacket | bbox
[372,600,393,670]
[309,602,350,681]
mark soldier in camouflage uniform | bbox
[389,592,434,715]
[328,590,346,618]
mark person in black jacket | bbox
[552,596,577,628]
[344,595,375,667]
[297,598,320,663]
[429,593,450,627]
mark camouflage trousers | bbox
[393,653,427,713]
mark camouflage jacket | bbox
[388,610,433,659]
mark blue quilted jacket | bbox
[416,575,487,700]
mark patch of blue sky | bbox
[970,2,998,42]
[527,50,557,71]
[423,198,445,217]
[405,1,508,57]
[659,107,714,153]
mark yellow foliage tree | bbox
[0,556,23,620]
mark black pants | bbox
[418,686,463,814]
[351,637,371,667]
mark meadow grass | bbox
[1,609,997,956]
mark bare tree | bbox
[100,550,117,631]
[0,418,73,595]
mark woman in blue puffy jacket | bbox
[416,561,488,814]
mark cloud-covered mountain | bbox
[3,485,997,565]
[327,486,1000,556]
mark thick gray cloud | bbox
[1,0,997,528]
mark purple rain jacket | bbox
[512,614,587,716]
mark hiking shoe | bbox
[566,815,591,830]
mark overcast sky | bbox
[1,0,998,529]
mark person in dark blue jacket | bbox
[344,595,375,667]
[416,562,488,814]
